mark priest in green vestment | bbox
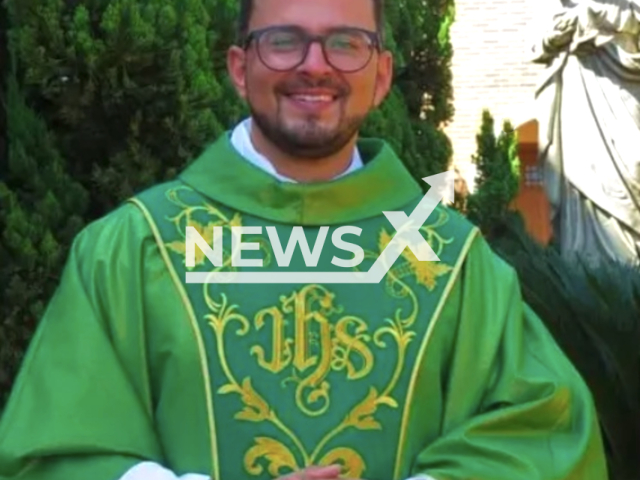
[0,0,608,479]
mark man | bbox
[0,0,608,479]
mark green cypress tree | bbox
[0,0,245,404]
[379,0,456,181]
[0,0,6,160]
[0,0,9,404]
[5,0,243,213]
[0,72,89,405]
[466,109,521,236]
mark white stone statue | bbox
[532,0,640,265]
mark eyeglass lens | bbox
[257,28,374,72]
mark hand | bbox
[279,465,342,480]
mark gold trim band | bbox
[128,198,221,480]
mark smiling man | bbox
[0,1,608,480]
[227,0,393,182]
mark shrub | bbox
[466,109,520,235]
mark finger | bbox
[303,465,342,478]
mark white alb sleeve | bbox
[119,462,210,480]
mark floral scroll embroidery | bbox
[163,185,271,270]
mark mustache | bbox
[275,76,351,96]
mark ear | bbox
[373,49,394,108]
[227,45,248,99]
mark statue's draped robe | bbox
[0,135,608,480]
[534,0,640,264]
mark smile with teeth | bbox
[289,94,337,102]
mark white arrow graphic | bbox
[186,170,455,284]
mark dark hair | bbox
[237,0,385,42]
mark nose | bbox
[297,41,333,75]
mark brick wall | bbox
[447,0,548,184]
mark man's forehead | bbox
[249,0,376,31]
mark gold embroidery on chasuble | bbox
[142,184,459,480]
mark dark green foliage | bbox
[0,0,243,407]
[0,0,9,405]
[0,0,455,407]
[0,0,6,163]
[489,213,640,480]
[466,109,520,234]
[368,0,456,181]
[387,0,455,125]
[5,0,239,213]
[0,74,88,406]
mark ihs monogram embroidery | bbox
[158,185,456,478]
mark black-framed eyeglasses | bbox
[243,26,381,73]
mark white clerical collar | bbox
[229,117,363,183]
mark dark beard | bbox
[247,73,366,159]
[250,105,364,159]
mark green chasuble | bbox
[0,133,608,480]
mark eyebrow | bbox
[263,23,372,33]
